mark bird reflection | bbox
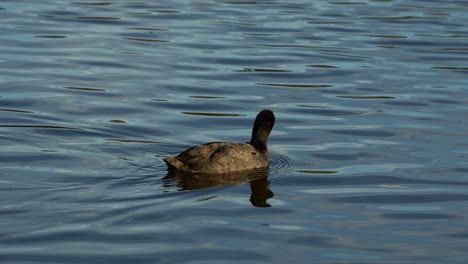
[249,176,274,207]
[163,168,274,207]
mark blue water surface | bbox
[1,0,468,263]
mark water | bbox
[1,0,468,263]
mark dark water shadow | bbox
[163,168,274,207]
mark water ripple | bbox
[2,0,468,262]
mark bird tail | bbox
[163,157,186,171]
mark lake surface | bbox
[1,0,468,263]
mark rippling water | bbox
[1,0,468,263]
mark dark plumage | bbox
[164,110,275,174]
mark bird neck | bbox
[250,130,269,153]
